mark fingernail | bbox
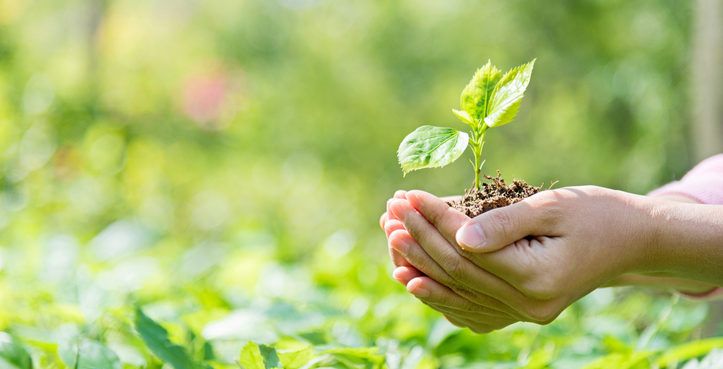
[457,223,486,250]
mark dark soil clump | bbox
[448,171,546,218]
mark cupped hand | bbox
[381,186,655,332]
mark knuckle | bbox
[444,315,466,328]
[528,193,563,226]
[444,254,465,280]
[488,210,515,236]
[518,273,559,301]
[469,325,492,334]
[523,303,560,325]
[449,286,480,306]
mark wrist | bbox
[643,198,723,285]
[597,191,664,281]
[604,192,679,277]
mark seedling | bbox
[397,59,535,189]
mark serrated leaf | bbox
[460,60,502,122]
[397,126,469,175]
[135,308,199,369]
[58,339,122,369]
[0,333,32,369]
[484,59,535,127]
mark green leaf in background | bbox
[239,342,264,369]
[240,342,282,369]
[259,344,281,369]
[397,125,469,175]
[460,61,502,123]
[277,346,313,369]
[581,351,654,369]
[674,349,723,369]
[484,59,535,128]
[0,333,32,369]
[521,347,552,369]
[58,339,122,369]
[321,347,385,369]
[656,337,723,367]
[134,308,199,369]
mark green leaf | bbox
[0,333,32,369]
[58,339,122,369]
[397,125,469,175]
[259,344,281,369]
[460,60,502,122]
[656,338,723,367]
[320,347,385,368]
[278,346,313,369]
[451,109,474,127]
[522,348,552,369]
[239,342,265,369]
[240,342,282,369]
[582,351,655,369]
[484,59,535,128]
[134,308,199,369]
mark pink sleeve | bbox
[648,154,723,204]
[648,153,723,299]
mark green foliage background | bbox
[0,0,720,368]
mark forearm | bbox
[606,273,719,294]
[642,199,723,286]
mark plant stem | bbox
[472,124,488,189]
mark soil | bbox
[448,171,552,218]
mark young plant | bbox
[397,59,535,189]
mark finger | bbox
[407,276,513,318]
[439,312,505,334]
[393,266,422,285]
[418,295,515,334]
[443,314,468,329]
[390,199,526,309]
[439,195,461,203]
[386,199,402,222]
[406,190,469,247]
[390,248,410,268]
[385,191,408,222]
[386,219,410,267]
[379,212,388,230]
[430,304,516,333]
[388,229,459,290]
[384,219,405,238]
[456,197,554,253]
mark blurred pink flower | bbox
[182,72,228,129]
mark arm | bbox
[630,154,723,296]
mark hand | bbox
[382,187,657,332]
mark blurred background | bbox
[0,0,722,368]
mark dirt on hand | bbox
[448,171,550,218]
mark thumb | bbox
[455,200,545,253]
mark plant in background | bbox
[398,59,535,189]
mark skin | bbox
[379,187,723,333]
